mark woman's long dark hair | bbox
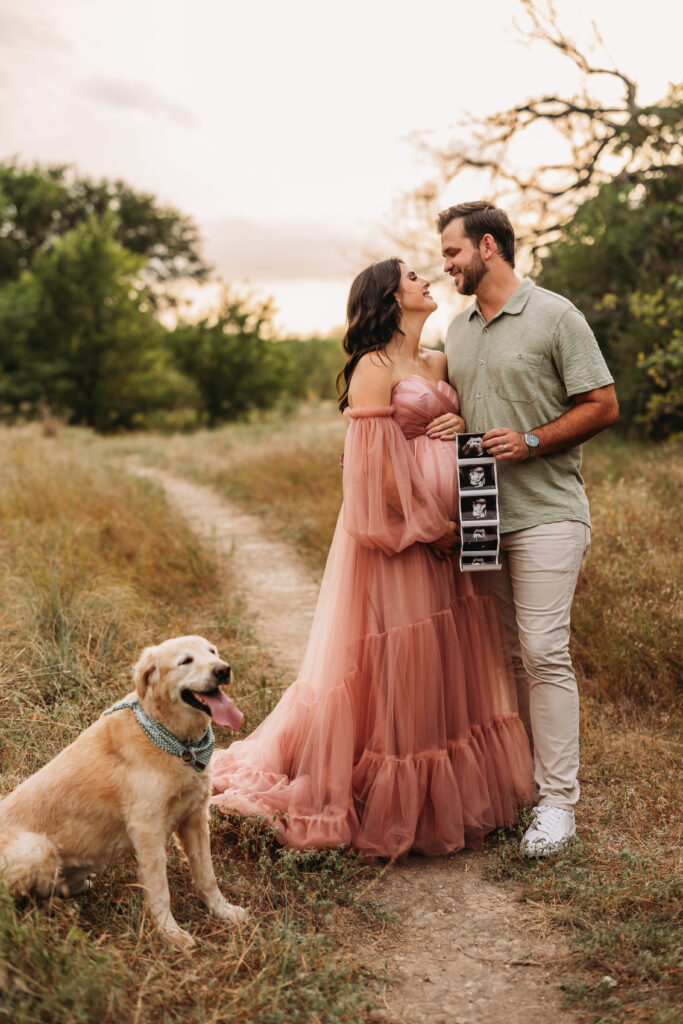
[336,258,404,412]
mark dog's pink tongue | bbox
[203,691,243,730]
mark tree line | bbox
[0,162,341,432]
[1,5,681,439]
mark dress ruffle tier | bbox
[211,378,534,859]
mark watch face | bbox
[525,433,539,448]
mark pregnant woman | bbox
[211,258,533,859]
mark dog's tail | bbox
[0,829,62,898]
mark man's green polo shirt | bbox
[446,278,614,534]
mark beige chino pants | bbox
[484,520,591,809]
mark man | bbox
[436,200,618,856]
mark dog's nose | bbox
[213,663,231,683]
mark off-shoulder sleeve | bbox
[342,406,450,556]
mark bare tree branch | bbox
[391,0,682,276]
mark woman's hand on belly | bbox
[426,412,465,440]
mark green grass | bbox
[575,435,682,705]
[0,425,383,1024]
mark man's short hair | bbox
[437,201,516,267]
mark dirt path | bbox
[130,465,320,677]
[130,464,576,1024]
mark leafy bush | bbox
[633,277,683,439]
[537,170,683,435]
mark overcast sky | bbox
[1,0,680,335]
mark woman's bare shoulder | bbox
[348,351,395,407]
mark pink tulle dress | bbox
[211,376,534,858]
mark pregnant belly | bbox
[412,437,459,519]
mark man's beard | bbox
[460,251,488,295]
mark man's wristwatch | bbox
[523,432,540,454]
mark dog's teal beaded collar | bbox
[103,697,214,772]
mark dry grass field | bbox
[1,411,681,1023]
[0,424,382,1024]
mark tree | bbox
[170,290,292,426]
[0,161,210,292]
[397,0,682,272]
[536,169,683,431]
[279,336,343,402]
[0,215,190,430]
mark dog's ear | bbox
[133,647,157,697]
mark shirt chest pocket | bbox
[489,351,544,404]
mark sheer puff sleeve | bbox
[342,406,450,556]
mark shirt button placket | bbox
[475,321,491,417]
[476,320,489,411]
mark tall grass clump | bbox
[219,441,344,569]
[0,425,382,1023]
[575,437,682,706]
[0,886,131,1024]
[83,401,348,571]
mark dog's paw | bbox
[166,926,196,951]
[214,899,248,925]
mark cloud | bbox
[200,216,367,282]
[0,8,71,93]
[0,9,72,55]
[0,7,74,125]
[81,77,199,128]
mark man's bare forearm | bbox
[532,385,619,455]
[483,385,619,462]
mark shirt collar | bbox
[467,277,535,322]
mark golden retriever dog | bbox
[0,635,247,949]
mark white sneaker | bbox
[520,806,576,857]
